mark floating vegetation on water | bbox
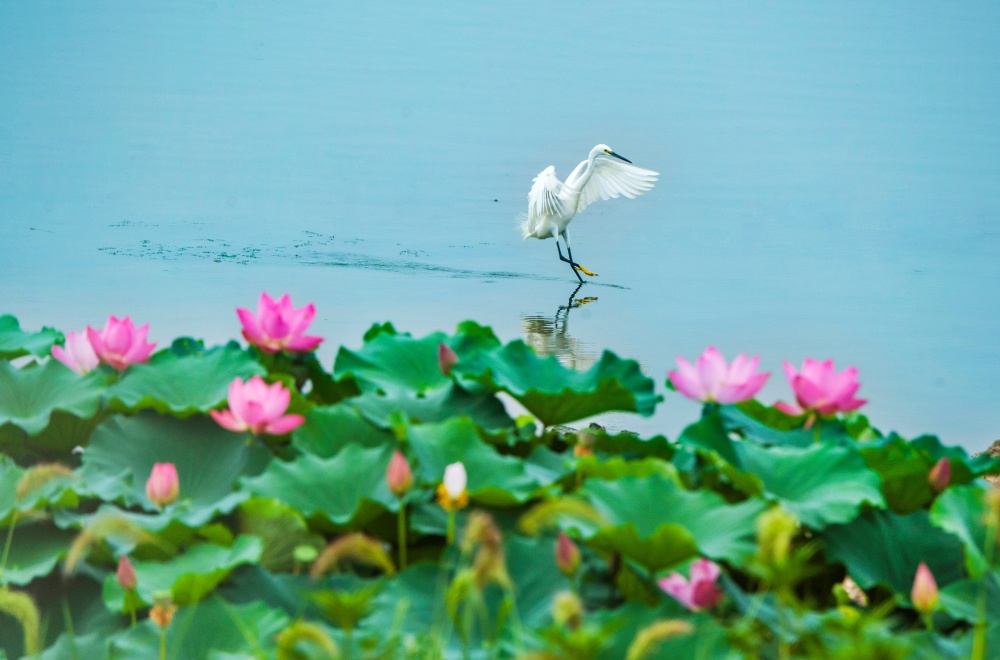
[0,301,998,658]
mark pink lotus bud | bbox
[928,458,951,493]
[210,375,305,436]
[145,463,179,508]
[438,342,458,376]
[668,346,770,404]
[386,450,414,497]
[555,532,581,577]
[911,562,939,614]
[116,555,137,590]
[658,558,723,612]
[237,292,323,354]
[86,316,156,371]
[51,331,100,375]
[777,358,867,417]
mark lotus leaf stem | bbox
[398,505,408,570]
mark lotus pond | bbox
[1,295,1000,659]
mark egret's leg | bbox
[563,230,597,277]
[556,237,584,283]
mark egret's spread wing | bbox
[577,159,659,214]
[528,166,565,221]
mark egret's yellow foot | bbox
[576,296,598,306]
[574,264,598,276]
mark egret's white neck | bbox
[566,147,605,192]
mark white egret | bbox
[521,144,658,282]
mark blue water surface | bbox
[1,2,998,448]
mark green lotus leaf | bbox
[859,436,936,514]
[593,524,701,573]
[336,321,502,396]
[522,446,571,486]
[78,413,270,527]
[454,341,660,427]
[578,475,768,569]
[938,571,1000,624]
[107,341,265,416]
[592,431,675,460]
[576,455,680,483]
[406,417,543,505]
[361,563,440,642]
[292,403,394,458]
[676,413,740,465]
[734,442,885,529]
[0,359,105,435]
[720,401,860,447]
[929,484,994,578]
[719,401,816,447]
[102,535,262,608]
[0,315,62,359]
[0,409,104,461]
[30,575,116,660]
[220,564,323,619]
[822,509,966,596]
[0,521,75,586]
[362,536,572,646]
[12,464,79,514]
[335,329,452,394]
[503,536,576,628]
[596,605,730,660]
[242,442,397,527]
[909,434,1000,482]
[39,632,110,660]
[237,497,324,572]
[451,319,503,354]
[349,383,513,433]
[0,456,21,522]
[107,597,288,658]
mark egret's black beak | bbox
[608,151,632,164]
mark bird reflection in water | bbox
[521,283,599,371]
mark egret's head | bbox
[596,144,633,164]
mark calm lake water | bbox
[2,3,998,449]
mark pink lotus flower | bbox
[775,358,867,417]
[86,316,156,371]
[116,555,137,590]
[668,346,770,404]
[438,342,458,376]
[658,558,723,612]
[928,458,951,493]
[386,450,414,497]
[911,562,939,614]
[51,331,100,374]
[237,292,323,353]
[555,532,581,577]
[146,463,179,508]
[210,375,305,436]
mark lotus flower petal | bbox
[386,450,414,497]
[658,558,723,611]
[87,316,156,371]
[51,331,99,374]
[209,409,246,433]
[443,462,467,499]
[238,292,323,354]
[263,414,305,435]
[669,347,769,404]
[911,562,939,614]
[212,375,301,436]
[146,463,179,508]
[783,358,866,417]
